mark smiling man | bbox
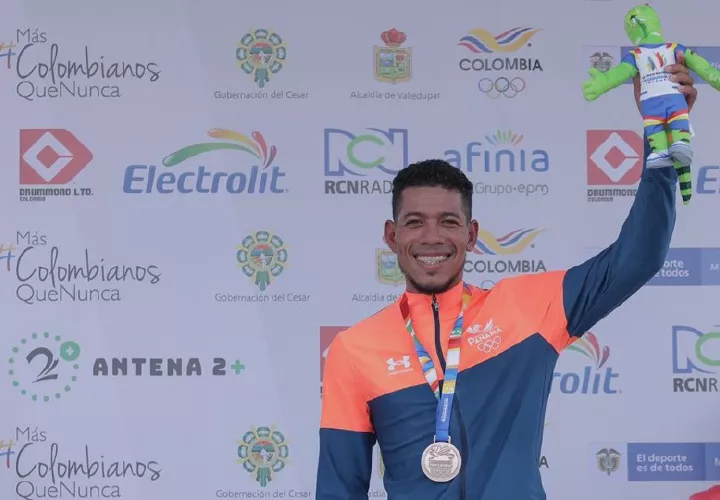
[316,60,697,500]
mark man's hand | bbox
[634,50,697,112]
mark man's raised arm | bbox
[562,135,676,336]
[316,333,375,499]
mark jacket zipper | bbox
[432,296,467,500]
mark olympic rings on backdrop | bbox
[477,77,526,98]
[479,279,496,289]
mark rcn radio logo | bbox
[671,324,718,393]
[323,128,408,195]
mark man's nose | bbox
[419,221,444,244]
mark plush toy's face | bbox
[624,4,663,45]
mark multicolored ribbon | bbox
[399,282,472,442]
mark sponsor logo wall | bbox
[0,2,718,500]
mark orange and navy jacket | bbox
[317,138,677,500]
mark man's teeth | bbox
[417,256,448,264]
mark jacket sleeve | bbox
[493,135,676,350]
[561,134,676,337]
[316,333,375,499]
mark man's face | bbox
[384,186,478,294]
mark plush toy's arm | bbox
[597,62,638,92]
[684,49,720,91]
[584,61,638,102]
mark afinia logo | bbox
[123,129,287,195]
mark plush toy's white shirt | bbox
[632,45,681,100]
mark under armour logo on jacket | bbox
[387,356,411,371]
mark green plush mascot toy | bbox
[583,3,720,205]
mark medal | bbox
[399,283,473,483]
[421,441,462,482]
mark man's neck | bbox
[404,280,464,321]
[405,276,462,296]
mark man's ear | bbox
[384,220,398,252]
[466,220,479,251]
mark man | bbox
[317,56,698,500]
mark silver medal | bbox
[421,441,462,482]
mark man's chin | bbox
[407,274,458,295]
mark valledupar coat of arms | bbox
[374,29,412,83]
[376,248,404,285]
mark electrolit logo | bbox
[123,129,287,195]
[552,332,620,395]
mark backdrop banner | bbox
[0,1,717,500]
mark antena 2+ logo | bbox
[671,325,719,393]
[123,129,286,195]
[323,128,408,195]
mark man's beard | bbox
[400,262,462,295]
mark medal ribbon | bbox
[399,282,472,443]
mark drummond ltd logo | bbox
[19,129,94,203]
[464,226,546,277]
[123,129,287,195]
[586,130,643,203]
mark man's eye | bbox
[443,219,460,226]
[405,220,421,226]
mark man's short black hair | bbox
[391,159,473,221]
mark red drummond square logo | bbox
[320,326,347,393]
[586,130,643,186]
[20,129,93,185]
